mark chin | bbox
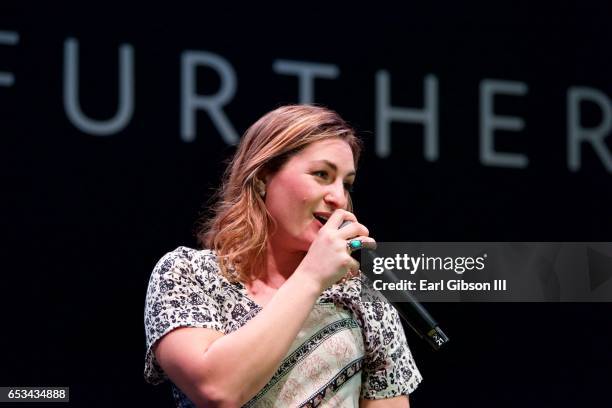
[296,236,315,251]
[296,234,316,252]
[279,223,319,252]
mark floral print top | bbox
[144,247,422,407]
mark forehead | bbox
[291,139,355,169]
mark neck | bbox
[254,239,306,289]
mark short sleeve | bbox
[360,299,423,399]
[144,247,224,384]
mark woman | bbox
[144,105,422,407]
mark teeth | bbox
[314,215,328,223]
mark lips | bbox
[313,212,331,225]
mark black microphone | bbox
[340,220,450,351]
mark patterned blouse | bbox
[144,247,422,407]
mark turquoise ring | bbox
[347,239,363,253]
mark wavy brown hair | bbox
[197,105,363,283]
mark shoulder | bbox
[146,246,226,301]
[151,246,220,279]
[153,246,218,270]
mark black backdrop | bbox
[1,2,611,407]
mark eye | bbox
[313,170,329,179]
[344,182,354,193]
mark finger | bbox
[347,237,377,251]
[337,222,369,240]
[325,209,357,230]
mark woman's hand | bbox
[295,209,376,292]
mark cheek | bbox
[288,183,310,202]
[275,177,314,204]
[267,182,321,235]
[267,177,308,216]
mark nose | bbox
[324,180,348,210]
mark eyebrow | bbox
[311,160,356,177]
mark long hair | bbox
[197,105,362,283]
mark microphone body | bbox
[361,249,450,350]
[339,220,450,351]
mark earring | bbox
[254,178,266,198]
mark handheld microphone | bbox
[339,220,450,351]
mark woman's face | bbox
[264,138,356,252]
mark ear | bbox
[254,177,266,198]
